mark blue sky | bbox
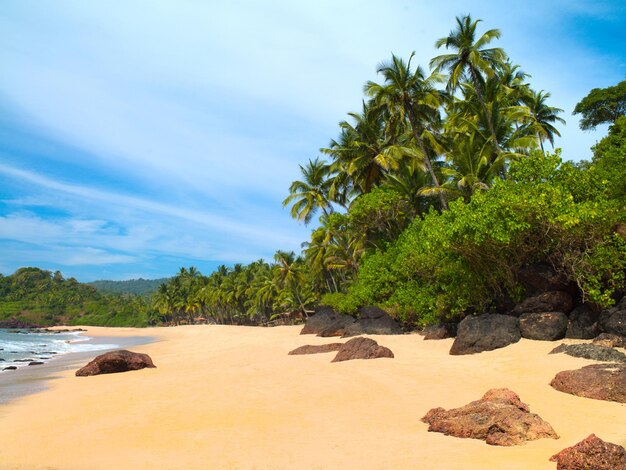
[1,1,624,281]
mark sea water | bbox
[0,328,119,371]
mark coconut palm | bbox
[522,90,565,153]
[283,157,334,225]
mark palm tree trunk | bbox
[469,66,504,156]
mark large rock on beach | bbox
[550,434,626,470]
[2,366,17,371]
[75,350,156,377]
[331,337,394,363]
[599,297,626,336]
[550,363,626,403]
[300,307,355,336]
[288,343,343,355]
[517,263,574,296]
[593,333,626,348]
[549,343,626,363]
[449,314,520,355]
[421,388,558,446]
[566,304,600,339]
[511,291,575,316]
[519,311,568,341]
[422,323,457,340]
[341,306,403,337]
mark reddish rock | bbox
[331,337,394,363]
[288,343,343,355]
[593,333,626,348]
[421,388,558,446]
[550,434,626,469]
[75,350,156,377]
[550,363,626,403]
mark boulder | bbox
[75,350,156,377]
[517,263,574,296]
[550,434,626,470]
[519,312,568,341]
[288,343,343,355]
[3,366,17,371]
[599,297,626,336]
[421,388,558,446]
[566,304,600,339]
[422,323,457,340]
[549,343,626,363]
[331,337,394,363]
[449,314,521,355]
[341,306,403,337]
[511,291,575,316]
[28,361,44,366]
[593,333,626,348]
[300,307,355,336]
[318,320,353,338]
[550,363,626,403]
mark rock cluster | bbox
[550,434,626,469]
[289,337,394,363]
[75,350,156,377]
[549,343,626,363]
[300,306,402,338]
[421,388,558,446]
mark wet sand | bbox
[0,325,624,469]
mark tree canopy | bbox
[573,79,626,130]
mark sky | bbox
[1,0,625,281]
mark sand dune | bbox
[0,325,624,469]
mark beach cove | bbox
[0,325,624,469]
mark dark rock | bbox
[449,314,521,355]
[519,312,568,341]
[0,359,4,362]
[318,320,353,338]
[550,363,626,403]
[566,304,600,339]
[593,333,626,348]
[0,318,41,329]
[28,361,44,366]
[517,263,574,296]
[288,343,343,355]
[421,388,558,446]
[300,306,355,336]
[342,306,403,337]
[3,366,17,371]
[511,291,575,316]
[13,359,35,362]
[550,434,626,470]
[599,297,626,336]
[331,337,394,362]
[549,343,626,363]
[423,323,457,340]
[75,350,156,376]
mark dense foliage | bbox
[89,278,170,298]
[0,268,153,327]
[573,80,626,130]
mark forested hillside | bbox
[0,268,154,327]
[89,278,170,297]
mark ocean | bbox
[0,328,152,404]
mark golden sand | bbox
[0,325,624,469]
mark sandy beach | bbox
[0,325,624,469]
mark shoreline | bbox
[0,326,158,405]
[0,325,624,469]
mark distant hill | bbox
[89,278,170,297]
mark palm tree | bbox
[522,90,565,153]
[431,15,507,154]
[365,53,448,209]
[283,157,334,225]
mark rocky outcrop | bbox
[422,323,457,340]
[511,291,575,316]
[599,297,626,337]
[449,314,520,355]
[517,263,574,296]
[331,337,394,363]
[549,343,626,363]
[550,434,626,469]
[2,366,17,371]
[341,306,403,337]
[519,312,568,341]
[550,363,626,403]
[421,388,558,446]
[288,343,343,355]
[593,333,626,348]
[75,350,156,377]
[300,307,355,336]
[566,304,600,339]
